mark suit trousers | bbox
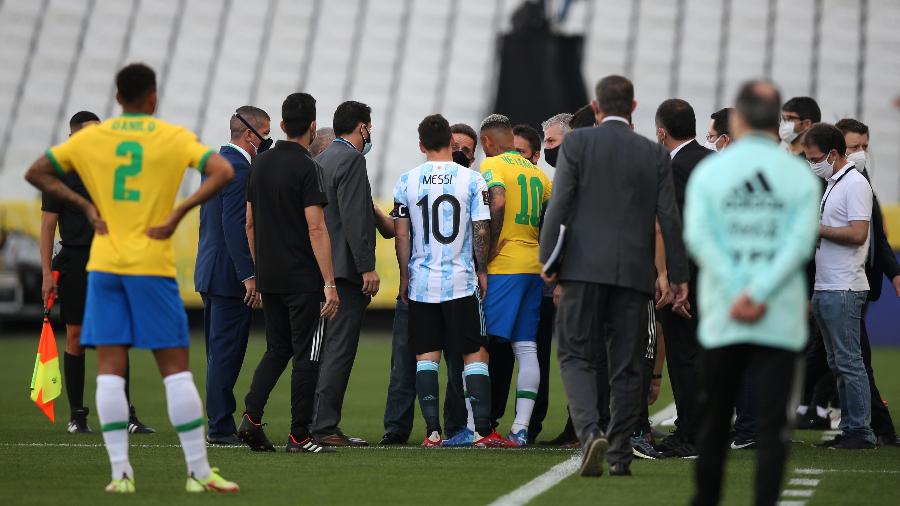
[382,300,468,439]
[693,345,799,506]
[312,279,370,436]
[658,284,701,443]
[488,339,515,429]
[202,293,252,437]
[861,304,895,438]
[528,296,555,439]
[244,291,323,436]
[557,281,647,466]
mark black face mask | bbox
[544,145,560,167]
[257,137,273,154]
[452,150,471,168]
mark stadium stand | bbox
[1,0,899,202]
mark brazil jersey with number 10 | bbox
[46,113,215,277]
[480,151,552,274]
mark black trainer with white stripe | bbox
[286,434,336,454]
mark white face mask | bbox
[779,120,799,144]
[809,152,835,179]
[703,135,722,152]
[846,150,867,171]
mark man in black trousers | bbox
[540,75,690,477]
[237,93,339,454]
[652,98,714,459]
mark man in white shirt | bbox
[803,123,876,450]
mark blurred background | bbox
[0,0,898,342]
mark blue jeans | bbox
[382,300,467,439]
[811,290,875,443]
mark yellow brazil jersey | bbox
[46,113,214,277]
[480,151,552,274]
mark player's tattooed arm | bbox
[473,219,491,274]
[488,186,505,261]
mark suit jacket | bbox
[194,145,255,297]
[315,140,376,284]
[861,168,900,301]
[539,119,689,296]
[671,140,713,215]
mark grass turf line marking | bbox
[0,442,577,452]
[776,501,807,506]
[788,478,820,487]
[486,454,581,506]
[782,489,815,498]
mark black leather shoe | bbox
[207,434,242,445]
[828,436,876,450]
[379,432,408,445]
[317,432,369,447]
[237,413,276,452]
[609,463,632,476]
[877,434,900,447]
[579,436,609,477]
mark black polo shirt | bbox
[247,140,328,294]
[41,172,93,248]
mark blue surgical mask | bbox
[361,125,373,155]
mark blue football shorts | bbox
[483,273,543,342]
[81,271,189,349]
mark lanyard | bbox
[819,168,852,218]
[334,138,357,151]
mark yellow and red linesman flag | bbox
[30,271,61,422]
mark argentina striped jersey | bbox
[393,161,491,303]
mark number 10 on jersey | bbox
[514,174,543,226]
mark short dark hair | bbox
[69,111,100,129]
[655,99,696,140]
[569,104,596,129]
[513,124,541,153]
[710,108,732,137]
[835,118,869,136]
[333,101,371,136]
[802,123,846,156]
[594,75,633,117]
[230,105,270,139]
[282,93,316,138]
[450,123,478,148]
[782,96,821,123]
[735,80,782,130]
[418,114,452,151]
[116,63,156,104]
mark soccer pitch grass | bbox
[1,329,899,505]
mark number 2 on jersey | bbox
[514,174,543,226]
[416,194,461,245]
[113,141,142,201]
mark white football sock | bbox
[164,371,211,480]
[510,341,540,434]
[96,374,133,481]
[796,404,809,416]
[816,405,829,419]
[463,372,475,432]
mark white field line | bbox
[486,454,581,506]
[794,467,900,475]
[0,442,576,452]
[788,478,820,487]
[776,501,807,506]
[782,489,815,498]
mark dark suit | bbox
[311,139,376,437]
[195,144,254,438]
[657,139,712,444]
[860,168,899,439]
[540,118,689,466]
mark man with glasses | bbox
[195,105,270,444]
[780,97,820,156]
[704,108,733,152]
